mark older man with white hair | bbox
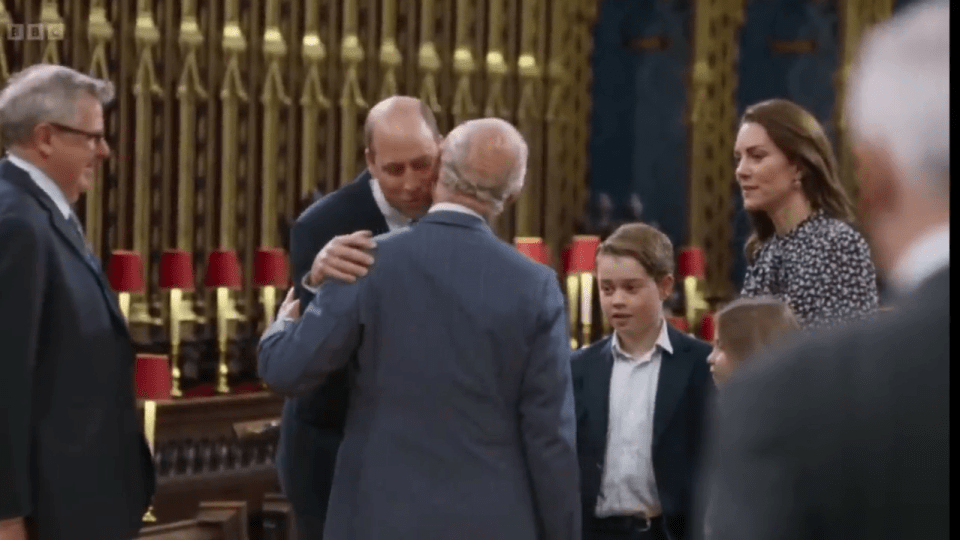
[258,117,581,540]
[0,64,156,540]
[698,2,949,539]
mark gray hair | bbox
[0,64,114,146]
[438,118,528,215]
[846,0,949,196]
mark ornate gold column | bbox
[260,0,292,248]
[217,0,247,326]
[417,0,443,117]
[451,0,478,126]
[688,0,744,301]
[130,0,163,326]
[85,0,113,258]
[378,0,402,100]
[0,4,11,86]
[339,0,368,185]
[512,0,543,238]
[299,0,331,200]
[39,2,63,64]
[545,0,571,261]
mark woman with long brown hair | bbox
[734,98,878,328]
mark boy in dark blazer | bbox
[572,223,713,540]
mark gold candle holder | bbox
[205,249,243,396]
[261,285,278,327]
[566,274,579,349]
[117,291,132,321]
[142,399,158,523]
[579,272,595,347]
[682,276,709,332]
[215,287,231,395]
[168,289,184,397]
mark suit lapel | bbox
[652,328,695,445]
[48,211,129,332]
[591,339,616,458]
[1,160,129,334]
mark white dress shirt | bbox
[595,318,673,518]
[889,224,950,295]
[6,152,72,218]
[428,201,484,220]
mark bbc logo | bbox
[6,23,66,41]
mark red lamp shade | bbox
[667,315,689,333]
[158,249,196,290]
[563,235,601,274]
[204,249,242,289]
[699,312,716,342]
[107,250,145,293]
[677,247,706,279]
[135,354,172,400]
[514,237,550,265]
[253,247,290,287]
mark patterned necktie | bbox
[68,213,102,273]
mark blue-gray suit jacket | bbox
[259,210,581,540]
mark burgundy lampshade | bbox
[158,249,196,290]
[677,247,706,279]
[699,312,716,342]
[107,250,145,293]
[563,235,600,274]
[253,247,289,287]
[514,237,550,265]
[667,315,689,333]
[135,354,172,400]
[204,249,242,289]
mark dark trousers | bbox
[294,511,325,540]
[585,515,668,540]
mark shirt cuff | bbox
[301,272,320,294]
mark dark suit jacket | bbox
[261,210,580,540]
[573,326,714,540]
[700,267,949,540]
[278,170,389,527]
[0,159,155,540]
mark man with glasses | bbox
[0,64,155,540]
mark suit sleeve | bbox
[518,275,581,540]
[698,369,805,540]
[0,217,44,520]
[290,215,323,306]
[258,278,362,396]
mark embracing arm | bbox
[258,279,362,396]
[0,217,45,528]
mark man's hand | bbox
[307,230,377,286]
[0,517,27,540]
[277,288,300,321]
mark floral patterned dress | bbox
[741,210,879,329]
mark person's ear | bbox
[657,274,675,302]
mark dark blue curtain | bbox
[589,0,693,248]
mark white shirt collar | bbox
[611,317,674,363]
[6,152,72,218]
[428,201,485,220]
[369,176,412,231]
[890,224,950,294]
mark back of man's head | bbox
[437,118,528,216]
[847,0,949,199]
